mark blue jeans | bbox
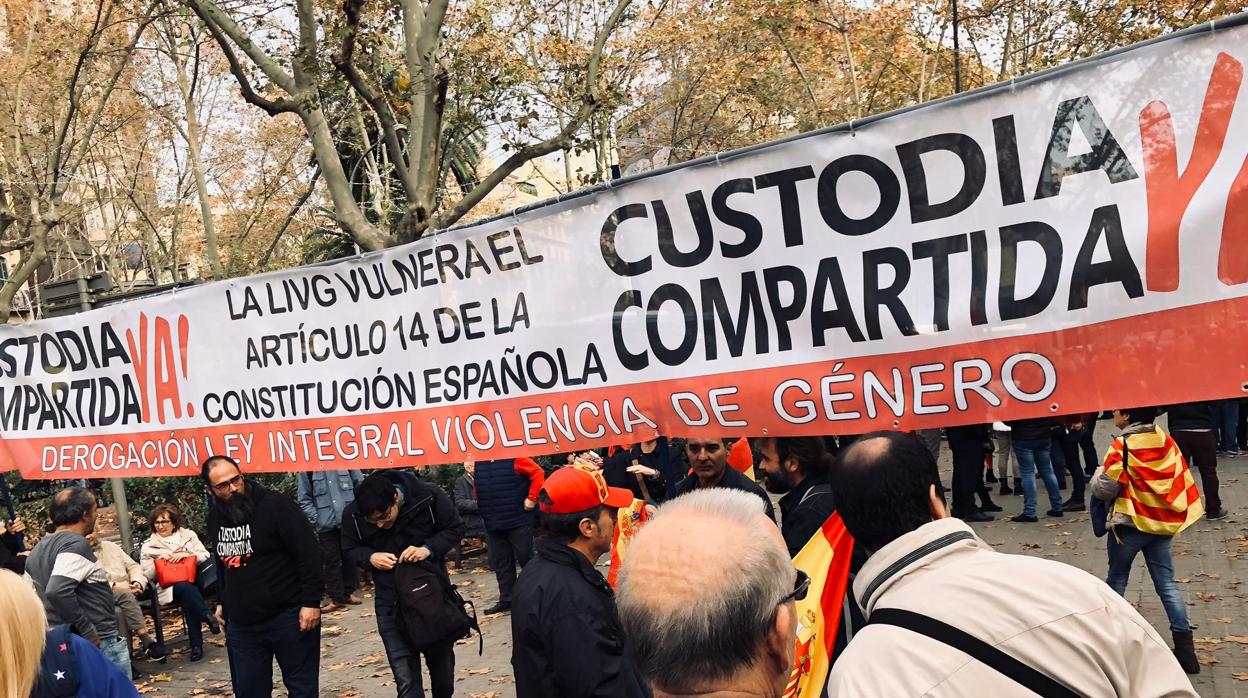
[225,607,320,698]
[1106,527,1190,633]
[1215,399,1240,451]
[98,634,131,677]
[1012,439,1062,516]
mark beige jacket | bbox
[140,528,210,605]
[828,518,1197,697]
[90,538,148,587]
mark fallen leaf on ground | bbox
[1224,635,1248,644]
[1233,672,1248,681]
[460,667,492,675]
[150,674,173,683]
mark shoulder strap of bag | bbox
[868,608,1083,698]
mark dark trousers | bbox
[1059,430,1086,499]
[376,603,456,697]
[1172,430,1221,513]
[1215,399,1240,451]
[947,428,985,515]
[1078,423,1099,474]
[486,524,534,605]
[171,582,208,648]
[318,529,358,602]
[225,607,320,698]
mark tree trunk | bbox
[300,103,390,251]
[170,37,224,279]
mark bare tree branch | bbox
[183,0,296,94]
[431,0,633,231]
[197,10,298,115]
[258,165,321,268]
[333,0,417,198]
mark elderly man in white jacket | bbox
[827,431,1197,698]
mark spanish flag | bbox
[785,512,854,698]
[728,437,756,481]
[1104,426,1203,535]
[607,498,649,588]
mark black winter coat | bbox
[342,470,464,606]
[1006,417,1055,442]
[452,474,487,539]
[675,466,776,522]
[1165,402,1216,432]
[511,540,650,698]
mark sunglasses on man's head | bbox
[779,569,810,605]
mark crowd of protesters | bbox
[0,397,1238,696]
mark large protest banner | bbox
[3,15,1248,479]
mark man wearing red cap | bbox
[510,464,650,698]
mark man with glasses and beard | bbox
[673,437,775,522]
[201,456,324,698]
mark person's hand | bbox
[299,606,321,632]
[523,498,536,511]
[214,605,226,631]
[130,581,144,595]
[399,546,431,563]
[113,583,131,593]
[370,552,398,570]
[627,463,658,478]
[167,552,189,562]
[9,518,25,535]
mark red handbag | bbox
[154,556,197,587]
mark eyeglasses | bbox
[365,502,397,525]
[153,519,172,526]
[686,443,723,455]
[779,569,810,606]
[210,474,244,494]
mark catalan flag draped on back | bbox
[785,512,854,698]
[1103,425,1203,535]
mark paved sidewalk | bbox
[140,427,1247,697]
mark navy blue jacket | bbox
[475,458,544,532]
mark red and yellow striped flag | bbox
[1104,426,1203,536]
[607,498,649,588]
[728,437,756,481]
[785,512,854,698]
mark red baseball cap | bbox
[540,463,634,514]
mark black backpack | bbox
[393,560,481,654]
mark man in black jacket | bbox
[343,470,464,698]
[674,437,776,522]
[202,456,324,697]
[511,463,648,698]
[453,461,487,539]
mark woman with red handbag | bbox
[139,505,218,661]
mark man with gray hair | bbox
[616,488,803,697]
[24,486,132,676]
